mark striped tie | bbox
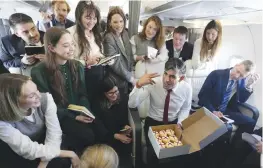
[219,80,235,112]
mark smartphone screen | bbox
[220,117,228,123]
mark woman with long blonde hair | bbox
[0,74,79,168]
[130,15,168,79]
[80,144,119,168]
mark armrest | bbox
[128,108,143,168]
[237,102,259,121]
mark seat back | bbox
[128,108,143,168]
[185,74,207,106]
[0,18,11,38]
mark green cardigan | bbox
[31,60,91,121]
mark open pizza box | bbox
[148,107,228,159]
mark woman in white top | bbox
[0,74,79,168]
[187,20,222,73]
[67,1,105,103]
[130,15,168,79]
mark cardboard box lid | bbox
[181,107,228,153]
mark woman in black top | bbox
[94,77,132,167]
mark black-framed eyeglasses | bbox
[107,89,119,96]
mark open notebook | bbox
[67,104,95,119]
[91,54,120,66]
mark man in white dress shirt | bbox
[128,57,192,146]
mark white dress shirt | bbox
[128,77,192,123]
[0,93,62,161]
[173,47,182,58]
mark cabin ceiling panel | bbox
[140,0,262,22]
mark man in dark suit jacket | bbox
[43,1,74,30]
[198,60,259,135]
[0,13,45,69]
[166,26,193,61]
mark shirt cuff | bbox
[41,147,60,161]
[245,86,253,92]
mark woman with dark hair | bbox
[0,74,79,168]
[31,27,107,153]
[130,15,168,79]
[93,77,132,167]
[67,1,106,102]
[103,6,134,95]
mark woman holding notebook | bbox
[31,27,107,154]
[67,1,109,103]
[103,6,134,95]
[130,15,168,79]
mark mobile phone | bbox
[220,117,228,123]
[119,127,131,134]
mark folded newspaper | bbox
[67,104,95,119]
[92,54,120,66]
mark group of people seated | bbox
[0,0,261,168]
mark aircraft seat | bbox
[0,18,12,38]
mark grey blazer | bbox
[103,30,134,93]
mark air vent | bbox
[220,7,255,15]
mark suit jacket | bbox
[166,39,193,61]
[103,30,134,93]
[0,31,45,69]
[198,68,252,113]
[44,15,75,30]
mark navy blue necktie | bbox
[219,80,235,112]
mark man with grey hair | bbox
[198,60,259,139]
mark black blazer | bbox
[0,31,45,69]
[166,39,193,61]
[47,15,75,29]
